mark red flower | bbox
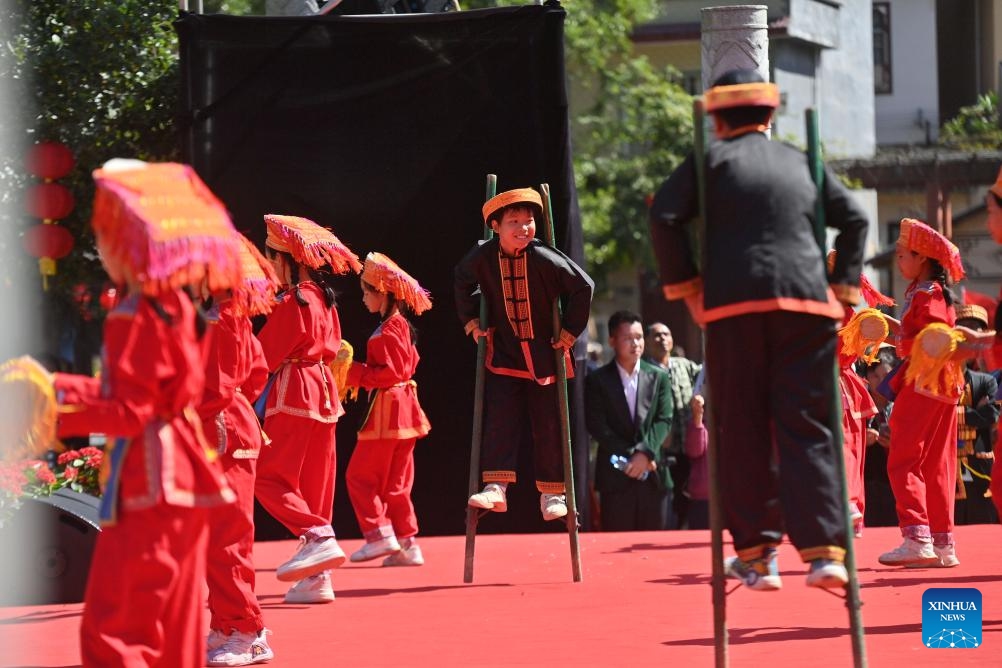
[57,450,82,466]
[79,447,102,458]
[35,467,56,485]
[84,453,103,469]
[63,466,79,481]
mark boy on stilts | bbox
[649,69,870,590]
[455,187,594,521]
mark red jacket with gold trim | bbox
[257,281,343,423]
[54,290,233,522]
[197,301,269,458]
[346,312,430,441]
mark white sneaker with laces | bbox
[907,544,960,568]
[540,493,568,521]
[350,536,401,563]
[207,628,274,666]
[284,571,335,604]
[275,536,345,582]
[383,539,424,567]
[468,483,508,512]
[878,537,938,566]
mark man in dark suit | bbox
[586,310,674,531]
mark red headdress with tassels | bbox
[898,218,965,282]
[91,161,243,295]
[232,234,279,317]
[263,214,361,274]
[360,252,432,315]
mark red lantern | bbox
[25,142,75,180]
[22,223,75,260]
[24,182,75,221]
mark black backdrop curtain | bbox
[175,2,592,537]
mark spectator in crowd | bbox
[643,322,701,528]
[684,389,710,530]
[586,311,674,531]
[863,346,898,528]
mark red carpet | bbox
[1,525,1000,667]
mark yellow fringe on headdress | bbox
[0,356,60,461]
[905,323,965,396]
[838,308,890,364]
[329,340,357,402]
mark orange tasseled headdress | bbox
[264,214,362,274]
[482,188,543,224]
[91,161,243,295]
[898,218,966,283]
[232,235,279,317]
[0,356,59,462]
[360,252,432,315]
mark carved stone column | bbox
[700,5,769,90]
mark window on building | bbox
[873,3,892,94]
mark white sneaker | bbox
[284,571,335,604]
[907,544,960,568]
[878,538,939,566]
[540,493,567,521]
[207,628,274,666]
[207,628,229,653]
[350,536,401,563]
[468,483,508,512]
[383,539,424,567]
[275,536,345,582]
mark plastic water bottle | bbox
[610,454,648,481]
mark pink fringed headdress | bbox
[91,161,242,295]
[360,252,432,315]
[232,235,279,317]
[263,214,361,274]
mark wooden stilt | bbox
[463,174,496,584]
[806,108,868,668]
[539,182,583,583]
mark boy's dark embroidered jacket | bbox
[455,237,594,385]
[649,132,869,321]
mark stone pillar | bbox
[700,5,770,90]
[266,0,320,16]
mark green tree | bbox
[940,92,1002,151]
[0,1,181,294]
[464,0,693,286]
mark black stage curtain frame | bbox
[175,2,592,537]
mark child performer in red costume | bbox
[877,218,991,568]
[833,257,895,539]
[54,160,243,667]
[200,235,279,666]
[255,214,361,603]
[345,252,432,566]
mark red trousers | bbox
[207,455,263,634]
[346,438,418,539]
[887,383,957,542]
[842,412,867,515]
[81,505,208,668]
[255,412,336,538]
